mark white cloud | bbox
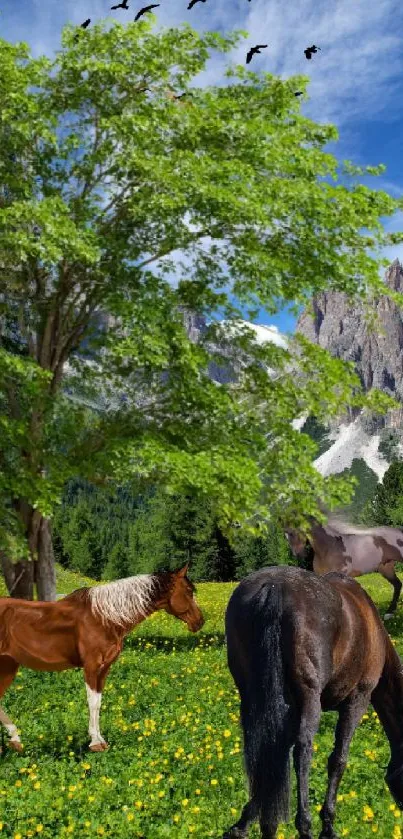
[4,0,403,311]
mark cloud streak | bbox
[3,0,403,326]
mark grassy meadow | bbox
[0,568,403,838]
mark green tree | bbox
[379,428,402,462]
[360,461,403,526]
[1,19,402,599]
[103,541,130,581]
[233,521,291,578]
[128,492,171,576]
[300,416,332,459]
[332,458,379,523]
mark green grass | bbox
[0,567,403,838]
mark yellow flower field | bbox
[0,567,402,837]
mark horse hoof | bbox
[8,740,23,753]
[89,742,109,752]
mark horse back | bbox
[226,567,388,710]
[319,572,389,705]
[322,525,403,575]
[225,567,342,695]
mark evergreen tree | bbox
[333,459,379,522]
[233,522,291,578]
[128,492,172,575]
[300,416,332,459]
[103,541,130,581]
[361,460,403,526]
[379,428,402,462]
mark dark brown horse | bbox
[285,516,403,619]
[223,566,403,839]
[0,564,204,752]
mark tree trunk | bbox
[0,501,57,601]
[35,517,57,601]
[0,552,34,599]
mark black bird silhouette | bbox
[294,91,304,96]
[74,18,91,41]
[187,0,207,9]
[134,4,160,19]
[304,44,321,59]
[111,0,129,8]
[246,44,268,64]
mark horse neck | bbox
[371,639,403,756]
[310,521,332,552]
[89,572,173,635]
[126,573,173,628]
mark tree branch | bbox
[135,229,212,269]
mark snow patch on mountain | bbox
[313,417,389,481]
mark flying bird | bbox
[304,44,321,59]
[134,4,160,19]
[74,18,91,41]
[187,0,207,9]
[246,44,268,64]
[294,91,304,96]
[111,0,129,8]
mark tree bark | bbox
[0,502,57,601]
[35,517,57,601]
[0,552,34,599]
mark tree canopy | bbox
[1,18,403,595]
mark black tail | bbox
[228,581,295,829]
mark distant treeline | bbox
[52,478,296,582]
[52,451,403,584]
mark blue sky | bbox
[2,0,403,338]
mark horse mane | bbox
[326,515,402,537]
[61,588,91,602]
[88,574,160,629]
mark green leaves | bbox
[1,18,403,559]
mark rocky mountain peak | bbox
[296,258,403,431]
[384,257,403,291]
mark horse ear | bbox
[176,563,189,577]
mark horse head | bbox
[284,526,311,558]
[164,564,205,633]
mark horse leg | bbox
[84,664,112,752]
[319,691,371,839]
[293,690,322,839]
[259,816,281,839]
[222,798,259,838]
[379,562,402,618]
[0,655,22,752]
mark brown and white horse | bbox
[0,563,204,753]
[285,516,403,619]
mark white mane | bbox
[327,516,399,537]
[88,574,158,628]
